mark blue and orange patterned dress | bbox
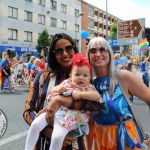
[92,76,143,150]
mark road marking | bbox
[0,130,28,146]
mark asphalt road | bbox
[0,84,150,150]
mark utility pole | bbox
[75,13,84,45]
[106,0,108,39]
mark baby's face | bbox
[70,65,91,87]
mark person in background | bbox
[130,56,138,74]
[39,55,45,71]
[42,37,150,150]
[126,55,132,72]
[113,53,125,72]
[23,65,28,80]
[0,52,14,92]
[119,53,128,69]
[15,70,25,85]
[139,55,150,87]
[27,56,36,87]
[28,58,41,86]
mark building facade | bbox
[81,1,122,54]
[0,0,82,62]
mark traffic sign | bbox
[125,39,139,44]
[118,20,142,39]
[117,18,145,45]
[107,38,117,47]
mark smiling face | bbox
[89,43,110,69]
[54,39,75,71]
[70,65,91,87]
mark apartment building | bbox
[81,1,122,54]
[0,0,82,61]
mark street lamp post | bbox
[75,13,84,45]
[106,0,108,39]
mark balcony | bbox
[99,28,102,33]
[99,17,102,22]
[94,15,98,20]
[103,19,106,24]
[94,26,98,32]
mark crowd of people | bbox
[0,53,46,92]
[113,52,150,87]
[23,33,150,150]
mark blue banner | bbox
[0,46,38,53]
[107,38,118,47]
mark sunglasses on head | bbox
[53,45,75,56]
[89,47,108,55]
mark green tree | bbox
[108,23,117,38]
[36,29,51,53]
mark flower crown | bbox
[71,53,92,75]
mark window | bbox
[24,31,32,42]
[88,29,94,37]
[25,0,32,2]
[38,14,45,24]
[75,24,79,32]
[104,15,106,19]
[8,7,18,18]
[24,11,32,22]
[61,21,66,29]
[88,6,94,17]
[8,29,17,40]
[50,18,56,27]
[88,18,94,28]
[38,0,45,6]
[50,0,57,10]
[38,33,41,37]
[100,13,102,17]
[61,4,66,13]
[75,9,79,17]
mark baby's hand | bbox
[57,86,67,94]
[72,90,81,100]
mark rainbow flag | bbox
[138,38,149,52]
[0,59,8,85]
[10,67,15,74]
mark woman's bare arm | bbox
[119,70,150,108]
[143,55,150,64]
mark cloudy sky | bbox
[84,0,150,27]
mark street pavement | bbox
[0,84,29,150]
[0,77,150,150]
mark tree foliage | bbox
[108,23,117,38]
[36,29,51,53]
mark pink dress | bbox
[47,79,95,134]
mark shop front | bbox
[0,46,38,63]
